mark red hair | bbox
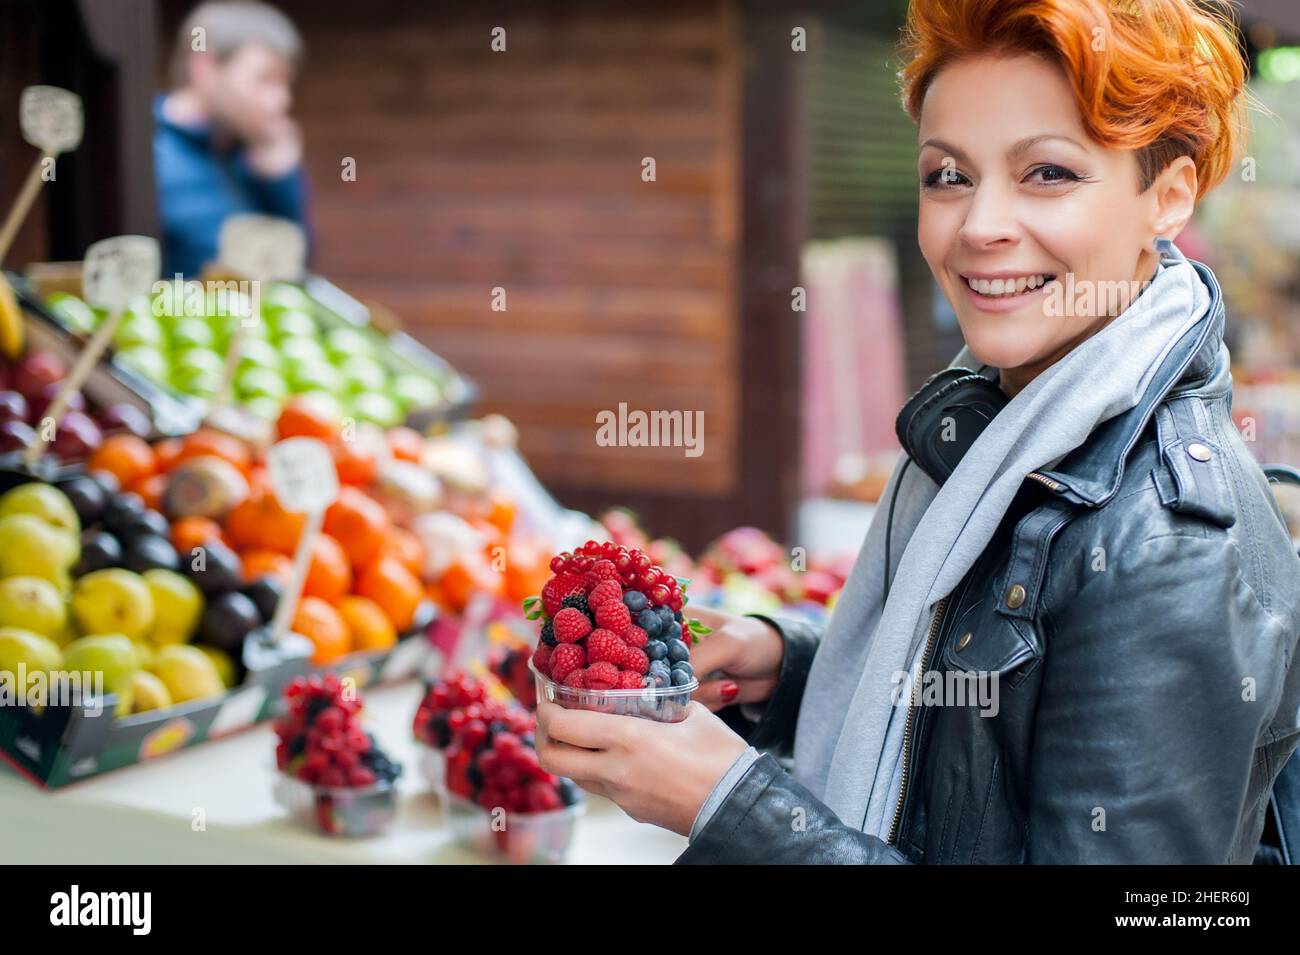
[898,0,1247,199]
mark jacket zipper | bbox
[887,594,949,846]
[1025,471,1064,492]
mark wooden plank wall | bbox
[156,0,763,546]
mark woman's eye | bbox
[1025,164,1082,184]
[922,167,970,188]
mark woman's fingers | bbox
[685,605,736,631]
[536,737,610,786]
[687,629,734,676]
[693,676,777,711]
[537,698,639,751]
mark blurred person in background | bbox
[154,1,309,276]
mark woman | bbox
[537,0,1300,863]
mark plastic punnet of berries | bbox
[272,673,403,836]
[521,540,711,723]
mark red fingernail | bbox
[720,681,738,703]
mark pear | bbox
[0,483,80,534]
[120,669,173,715]
[0,515,79,587]
[71,569,154,640]
[148,644,224,703]
[61,633,138,695]
[143,569,204,646]
[195,644,236,688]
[0,576,68,639]
[0,626,63,681]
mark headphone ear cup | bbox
[895,369,1009,486]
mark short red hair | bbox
[898,0,1247,199]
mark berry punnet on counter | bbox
[525,541,711,702]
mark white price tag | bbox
[82,236,160,312]
[19,85,84,154]
[267,438,338,513]
[217,214,306,282]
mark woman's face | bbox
[916,53,1168,394]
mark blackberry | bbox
[466,762,484,790]
[431,712,452,748]
[287,734,306,758]
[540,620,558,646]
[561,594,590,618]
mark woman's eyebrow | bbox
[918,134,1089,163]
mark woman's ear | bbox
[1148,155,1198,242]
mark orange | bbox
[241,549,293,583]
[355,556,423,632]
[386,427,424,463]
[437,553,503,614]
[323,486,390,568]
[381,526,425,579]
[154,438,183,473]
[303,533,352,604]
[88,435,157,489]
[130,473,167,512]
[175,429,252,478]
[332,436,379,487]
[224,488,306,554]
[292,596,351,665]
[277,397,339,442]
[485,493,516,535]
[171,516,224,554]
[338,595,397,652]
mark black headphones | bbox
[883,368,1009,595]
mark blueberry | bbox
[649,670,669,688]
[641,675,656,688]
[558,778,580,806]
[656,605,673,626]
[673,609,684,622]
[637,608,662,637]
[623,590,648,613]
[645,639,668,661]
[670,668,693,688]
[649,659,671,678]
[671,661,695,679]
[666,621,683,643]
[666,639,690,664]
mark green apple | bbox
[236,338,283,373]
[272,309,317,340]
[351,391,404,427]
[143,569,204,646]
[47,293,99,334]
[278,337,327,367]
[168,317,214,352]
[61,633,138,694]
[242,396,283,422]
[236,367,288,402]
[114,312,165,349]
[261,283,313,316]
[287,359,342,395]
[0,576,68,639]
[338,356,388,394]
[116,345,170,383]
[72,569,155,641]
[0,483,80,533]
[148,644,224,703]
[391,374,442,410]
[0,516,78,588]
[170,348,226,394]
[325,327,376,361]
[0,627,62,681]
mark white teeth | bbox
[964,274,1052,296]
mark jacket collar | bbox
[1031,257,1227,508]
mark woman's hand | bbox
[535,699,749,835]
[687,606,785,710]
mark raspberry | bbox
[584,661,619,690]
[617,670,645,689]
[550,644,586,681]
[621,624,648,649]
[586,559,621,584]
[562,668,587,689]
[586,628,625,664]
[622,648,650,674]
[542,571,587,616]
[531,643,554,675]
[594,600,631,633]
[587,579,623,608]
[553,607,593,643]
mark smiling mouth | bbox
[962,273,1057,297]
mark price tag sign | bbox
[267,438,338,514]
[217,214,306,282]
[19,86,84,154]
[82,236,160,312]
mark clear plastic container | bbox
[413,740,446,793]
[273,772,398,837]
[445,792,584,864]
[530,659,696,723]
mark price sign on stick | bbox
[211,214,307,413]
[266,438,339,643]
[25,236,159,466]
[0,86,83,262]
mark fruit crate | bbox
[6,272,204,440]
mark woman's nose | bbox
[958,186,1021,249]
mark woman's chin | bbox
[960,332,1051,373]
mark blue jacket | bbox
[152,95,310,278]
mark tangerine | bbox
[332,436,380,487]
[323,486,390,568]
[292,596,351,665]
[170,516,225,554]
[355,555,423,632]
[303,533,352,604]
[381,526,425,579]
[386,426,424,463]
[277,397,339,442]
[338,595,397,652]
[175,428,252,477]
[88,435,157,488]
[130,472,168,512]
[241,549,293,583]
[224,488,305,554]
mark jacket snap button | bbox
[956,632,972,651]
[1005,583,1026,609]
[1187,442,1212,462]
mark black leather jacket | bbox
[680,261,1300,864]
